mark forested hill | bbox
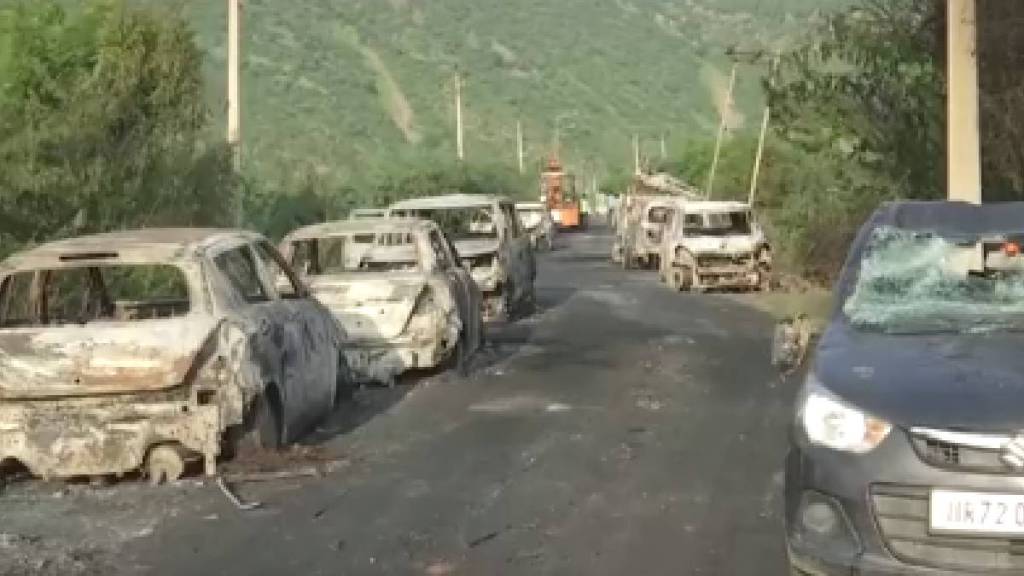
[178,0,845,191]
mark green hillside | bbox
[177,0,843,191]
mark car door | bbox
[428,228,481,350]
[499,201,534,301]
[252,240,338,428]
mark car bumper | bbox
[0,396,220,479]
[344,337,451,383]
[695,265,761,288]
[787,429,1024,575]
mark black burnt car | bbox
[786,201,1024,575]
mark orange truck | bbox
[540,156,584,230]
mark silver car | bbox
[0,229,346,483]
[280,218,484,384]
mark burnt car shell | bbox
[787,201,1024,575]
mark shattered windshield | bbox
[684,211,751,236]
[396,207,498,241]
[844,227,1024,334]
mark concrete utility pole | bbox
[227,0,241,172]
[707,63,737,199]
[748,106,770,206]
[660,133,667,160]
[947,0,982,203]
[516,120,525,174]
[455,72,465,161]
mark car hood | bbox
[680,235,757,255]
[815,320,1024,431]
[0,316,220,399]
[307,274,426,341]
[453,238,500,258]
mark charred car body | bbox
[515,201,556,252]
[280,219,483,384]
[0,229,345,482]
[658,201,771,292]
[785,202,1024,575]
[612,173,703,269]
[389,195,535,321]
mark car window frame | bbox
[212,243,272,306]
[253,240,306,300]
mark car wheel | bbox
[335,355,355,406]
[667,267,684,291]
[758,266,773,293]
[146,444,187,486]
[242,392,283,452]
[454,333,470,377]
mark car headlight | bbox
[800,378,891,454]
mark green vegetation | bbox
[0,0,236,257]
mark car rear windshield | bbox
[0,264,190,327]
[393,207,498,241]
[290,233,421,274]
[844,226,1024,334]
[684,211,751,236]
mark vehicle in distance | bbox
[659,201,771,292]
[516,201,556,252]
[389,194,535,321]
[0,229,346,484]
[785,201,1024,575]
[280,218,484,384]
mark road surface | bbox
[0,228,798,576]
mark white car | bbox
[390,194,536,321]
[515,201,556,251]
[280,218,484,384]
[659,201,771,292]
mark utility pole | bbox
[455,72,465,161]
[516,119,525,174]
[947,0,981,203]
[707,63,737,199]
[660,133,667,160]
[748,107,770,206]
[226,0,241,224]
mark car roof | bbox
[1,228,262,271]
[516,202,545,209]
[389,194,506,210]
[283,218,436,241]
[683,200,750,212]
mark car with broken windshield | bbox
[658,200,771,292]
[785,201,1024,576]
[280,218,483,384]
[389,194,535,321]
[0,229,347,484]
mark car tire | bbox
[667,267,684,292]
[335,355,355,406]
[242,392,283,452]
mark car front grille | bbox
[697,254,752,268]
[872,484,1024,572]
[909,429,1012,474]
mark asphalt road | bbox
[0,227,799,576]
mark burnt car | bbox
[0,229,346,483]
[389,194,535,321]
[515,201,556,251]
[280,218,484,384]
[785,201,1024,575]
[659,201,771,292]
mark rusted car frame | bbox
[280,218,484,384]
[0,229,345,482]
[658,201,772,292]
[389,194,536,321]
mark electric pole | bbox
[707,63,737,199]
[226,0,242,225]
[517,119,525,174]
[455,72,464,161]
[660,133,667,160]
[947,0,981,203]
[748,107,770,206]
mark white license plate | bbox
[930,490,1024,536]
